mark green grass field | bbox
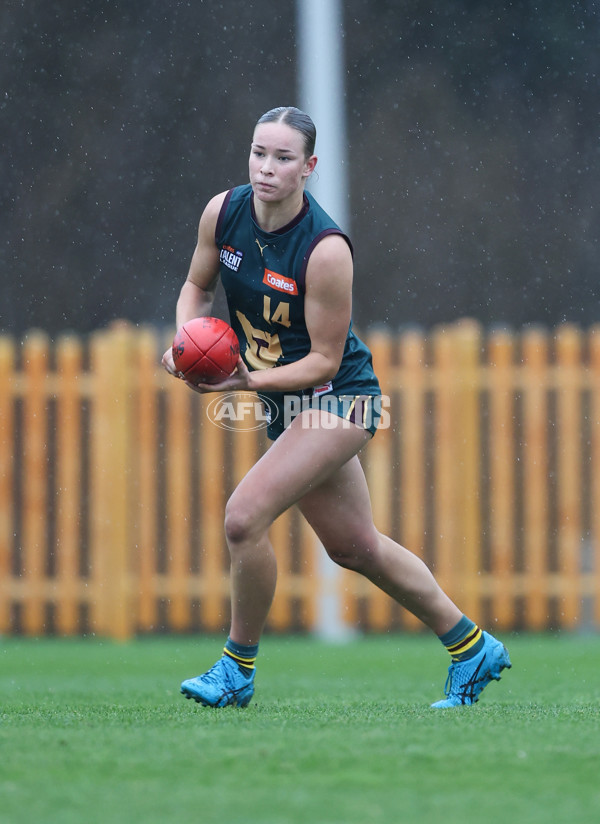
[1,633,599,824]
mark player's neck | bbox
[253,191,305,233]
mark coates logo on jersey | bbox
[263,269,298,295]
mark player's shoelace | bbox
[443,658,487,704]
[200,658,252,699]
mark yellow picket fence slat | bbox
[1,319,600,639]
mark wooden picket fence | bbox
[1,319,600,639]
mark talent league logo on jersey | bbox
[220,244,243,272]
[263,268,298,295]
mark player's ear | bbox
[302,155,317,178]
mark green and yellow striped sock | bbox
[223,637,259,676]
[439,616,485,662]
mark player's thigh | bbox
[297,454,379,561]
[226,409,371,536]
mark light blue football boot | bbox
[181,655,255,708]
[431,631,511,708]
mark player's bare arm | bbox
[162,192,227,375]
[175,191,228,327]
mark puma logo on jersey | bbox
[263,269,298,295]
[255,238,269,257]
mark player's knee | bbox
[224,494,267,546]
[224,500,252,545]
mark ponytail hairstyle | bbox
[255,106,316,159]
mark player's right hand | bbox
[161,347,178,377]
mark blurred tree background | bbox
[1,0,598,337]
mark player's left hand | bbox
[183,357,253,394]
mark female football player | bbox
[162,106,510,708]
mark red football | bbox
[172,317,240,384]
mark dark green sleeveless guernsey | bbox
[215,184,381,437]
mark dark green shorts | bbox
[261,392,386,441]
